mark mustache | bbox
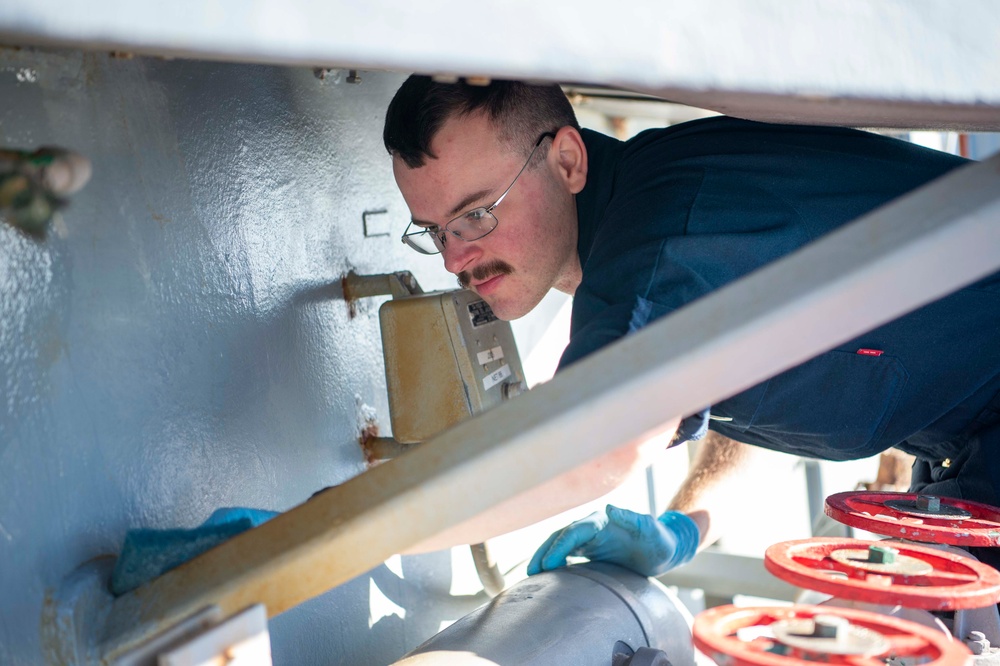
[458,260,514,289]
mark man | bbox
[384,75,1000,574]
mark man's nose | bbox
[442,238,482,274]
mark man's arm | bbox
[404,418,680,553]
[523,427,757,576]
[667,429,768,550]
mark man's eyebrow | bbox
[448,188,494,218]
[410,188,497,228]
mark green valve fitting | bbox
[0,146,91,239]
[868,544,898,565]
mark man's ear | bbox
[550,126,588,194]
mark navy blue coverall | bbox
[562,118,1000,526]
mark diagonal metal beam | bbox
[100,156,1000,659]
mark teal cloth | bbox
[110,507,278,596]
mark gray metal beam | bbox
[96,154,1000,659]
[3,1,1000,130]
[658,551,800,604]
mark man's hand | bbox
[526,504,700,578]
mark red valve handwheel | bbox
[693,604,971,666]
[764,537,1000,610]
[825,490,1000,546]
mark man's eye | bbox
[465,209,487,223]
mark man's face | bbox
[393,112,582,320]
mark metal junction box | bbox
[379,290,525,444]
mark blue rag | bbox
[110,507,279,596]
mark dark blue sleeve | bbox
[559,118,968,449]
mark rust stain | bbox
[39,589,70,666]
[342,274,358,319]
[150,211,170,226]
[359,421,380,466]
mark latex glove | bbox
[527,505,699,578]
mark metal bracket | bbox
[341,270,422,301]
[362,208,389,238]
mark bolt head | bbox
[811,614,849,640]
[502,381,524,400]
[867,544,899,564]
[966,631,991,655]
[916,495,941,512]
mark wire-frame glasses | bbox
[400,131,556,255]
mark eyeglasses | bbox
[401,131,556,255]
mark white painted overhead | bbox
[2,0,999,129]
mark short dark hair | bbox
[384,76,580,168]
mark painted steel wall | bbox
[0,47,475,664]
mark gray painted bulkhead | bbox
[0,47,477,664]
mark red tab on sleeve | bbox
[857,348,884,357]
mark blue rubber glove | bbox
[527,505,700,578]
